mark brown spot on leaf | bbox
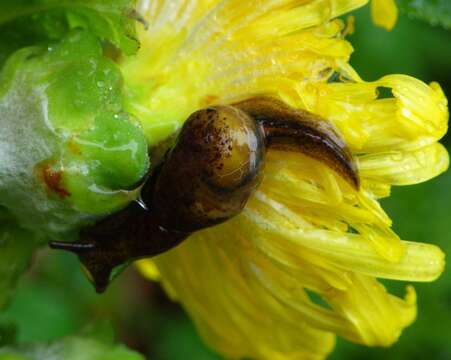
[35,160,71,199]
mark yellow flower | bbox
[123,1,449,359]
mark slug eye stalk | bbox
[49,96,359,293]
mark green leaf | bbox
[0,9,68,68]
[397,0,451,29]
[0,0,147,307]
[78,320,115,345]
[0,321,17,347]
[0,213,39,310]
[0,335,145,360]
[0,0,139,60]
[0,30,149,240]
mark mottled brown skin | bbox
[150,106,265,232]
[50,97,359,293]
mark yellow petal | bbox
[123,1,366,145]
[371,0,398,30]
[245,194,444,281]
[152,230,337,360]
[135,259,160,281]
[359,143,449,185]
[326,276,416,345]
[301,76,449,153]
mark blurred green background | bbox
[1,5,450,360]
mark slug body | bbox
[151,105,265,232]
[50,97,359,293]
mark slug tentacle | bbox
[49,97,359,293]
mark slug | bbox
[50,96,359,293]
